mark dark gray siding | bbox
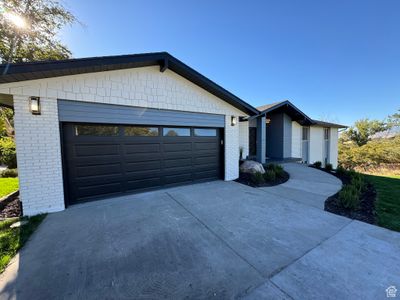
[266,113,283,158]
[283,113,292,158]
[265,112,293,159]
[58,100,225,128]
[248,118,257,128]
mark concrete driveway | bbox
[1,164,399,299]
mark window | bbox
[324,128,330,140]
[75,125,119,136]
[125,126,159,136]
[163,127,190,137]
[302,127,309,141]
[194,128,217,137]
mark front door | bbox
[249,127,257,157]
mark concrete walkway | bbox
[0,164,399,299]
[262,163,342,209]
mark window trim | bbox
[162,127,191,137]
[193,128,217,137]
[124,126,159,137]
[74,124,119,136]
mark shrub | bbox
[336,165,347,176]
[0,168,18,178]
[263,169,276,182]
[274,165,285,178]
[265,163,285,177]
[313,161,322,168]
[339,184,360,209]
[239,147,244,160]
[325,163,333,172]
[0,137,17,168]
[251,172,265,185]
[351,173,366,193]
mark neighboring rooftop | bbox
[370,126,400,139]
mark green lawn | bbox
[0,215,46,273]
[0,178,19,198]
[364,174,400,232]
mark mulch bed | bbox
[235,171,290,188]
[0,195,22,219]
[312,166,378,225]
[325,183,376,224]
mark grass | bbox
[363,174,400,232]
[0,214,46,273]
[0,178,19,198]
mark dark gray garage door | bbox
[62,123,223,204]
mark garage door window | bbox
[75,125,119,136]
[163,127,191,137]
[194,128,217,136]
[125,126,159,136]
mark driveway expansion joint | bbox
[165,191,266,279]
[269,219,354,280]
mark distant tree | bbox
[340,118,387,146]
[388,109,400,127]
[0,0,78,63]
[339,136,400,170]
[0,107,14,138]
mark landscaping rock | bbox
[10,220,28,228]
[239,160,265,174]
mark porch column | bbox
[256,115,266,163]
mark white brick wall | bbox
[238,121,249,159]
[1,67,247,214]
[225,116,240,180]
[13,96,65,215]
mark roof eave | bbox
[0,52,259,116]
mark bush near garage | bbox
[0,169,18,178]
[236,163,289,187]
[0,138,17,169]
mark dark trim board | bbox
[58,99,225,128]
[61,122,225,205]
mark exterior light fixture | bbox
[29,97,41,115]
[231,116,237,126]
[266,118,271,124]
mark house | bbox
[245,100,346,167]
[0,52,344,215]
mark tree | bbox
[0,0,77,167]
[0,107,14,138]
[388,109,400,127]
[340,118,387,146]
[0,0,78,63]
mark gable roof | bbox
[257,100,314,125]
[257,100,347,128]
[0,52,259,116]
[256,101,286,112]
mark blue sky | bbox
[60,0,400,125]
